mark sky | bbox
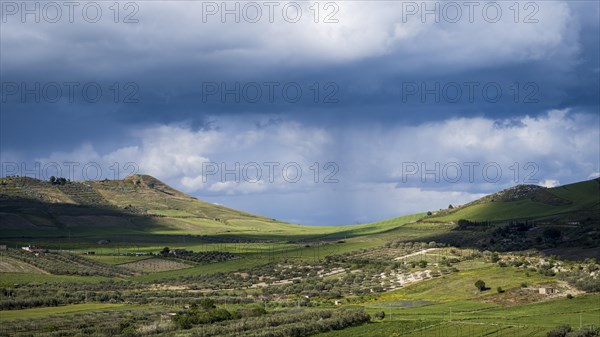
[1,0,599,225]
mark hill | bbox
[0,175,421,242]
[418,178,600,258]
[428,178,600,223]
[0,175,306,240]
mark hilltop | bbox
[428,178,600,223]
[419,178,600,258]
[0,174,291,237]
[0,175,421,242]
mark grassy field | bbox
[83,255,151,265]
[0,303,135,321]
[431,179,599,222]
[373,265,552,303]
[120,258,193,273]
[0,273,111,287]
[319,295,600,336]
[0,256,46,274]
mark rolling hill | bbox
[0,175,324,240]
[417,178,600,258]
[0,175,422,242]
[427,178,600,223]
[1,175,598,252]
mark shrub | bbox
[475,280,486,291]
[374,311,385,320]
[547,324,572,337]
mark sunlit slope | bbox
[92,174,280,221]
[429,179,600,222]
[0,175,425,238]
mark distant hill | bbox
[417,178,600,259]
[0,175,420,241]
[0,174,289,235]
[428,178,600,223]
[1,175,598,253]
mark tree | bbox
[199,298,215,310]
[49,176,56,184]
[496,287,504,293]
[448,204,454,209]
[374,311,385,320]
[475,280,486,291]
[543,228,561,240]
[426,211,432,216]
[160,247,170,256]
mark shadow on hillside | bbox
[412,213,600,261]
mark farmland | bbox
[0,176,598,336]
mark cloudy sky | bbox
[1,1,599,225]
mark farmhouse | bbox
[169,249,187,256]
[21,245,42,253]
[539,287,558,295]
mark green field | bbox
[431,179,600,222]
[0,176,598,336]
[0,273,112,287]
[0,303,134,321]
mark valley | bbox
[0,176,598,336]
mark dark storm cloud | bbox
[1,1,598,224]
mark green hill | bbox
[0,175,287,234]
[1,175,597,252]
[0,175,423,242]
[428,178,600,223]
[416,178,600,258]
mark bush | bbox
[475,280,487,292]
[374,311,385,320]
[199,298,215,310]
[543,228,562,240]
[547,324,572,337]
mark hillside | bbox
[1,176,598,252]
[0,175,421,242]
[428,178,600,223]
[0,175,297,237]
[417,178,600,258]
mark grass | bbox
[0,303,137,321]
[431,179,599,222]
[0,256,46,274]
[374,265,552,303]
[147,209,196,217]
[131,257,269,282]
[120,258,193,273]
[319,295,599,336]
[83,254,151,265]
[0,273,112,287]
